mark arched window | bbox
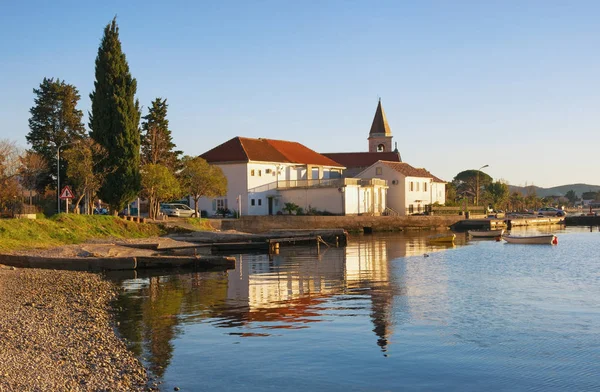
[377,143,385,152]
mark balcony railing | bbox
[248,177,388,193]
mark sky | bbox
[1,0,598,188]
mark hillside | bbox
[508,183,600,198]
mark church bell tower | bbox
[368,99,393,153]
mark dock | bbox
[450,216,565,232]
[169,229,348,255]
[565,215,600,226]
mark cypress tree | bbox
[89,17,141,213]
[141,98,182,170]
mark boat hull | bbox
[468,229,504,238]
[428,233,456,243]
[502,234,557,245]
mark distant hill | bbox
[508,183,600,198]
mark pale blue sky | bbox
[1,1,598,188]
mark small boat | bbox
[502,234,558,245]
[468,229,504,238]
[428,233,456,244]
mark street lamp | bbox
[54,140,79,214]
[476,164,489,206]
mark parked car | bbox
[537,207,567,217]
[93,207,108,215]
[160,203,197,218]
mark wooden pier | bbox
[450,216,565,232]
[168,229,348,255]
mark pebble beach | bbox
[0,265,149,391]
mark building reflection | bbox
[115,232,452,374]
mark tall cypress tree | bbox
[89,17,141,213]
[141,98,182,170]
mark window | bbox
[408,204,414,214]
[330,169,342,179]
[251,199,255,206]
[311,167,319,179]
[258,170,262,176]
[258,199,262,206]
[424,182,428,192]
[212,198,228,211]
[251,169,255,176]
[375,167,382,175]
[410,182,414,191]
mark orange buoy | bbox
[552,236,558,245]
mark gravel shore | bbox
[0,265,149,391]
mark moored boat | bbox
[468,229,504,238]
[428,233,456,244]
[502,234,558,245]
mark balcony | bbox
[249,178,387,193]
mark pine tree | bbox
[141,98,182,170]
[89,17,141,213]
[27,77,86,190]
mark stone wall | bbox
[220,215,463,233]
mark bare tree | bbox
[0,140,23,213]
[19,151,47,205]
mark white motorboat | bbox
[502,234,558,245]
[468,229,504,238]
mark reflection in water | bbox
[113,229,600,391]
[114,231,453,375]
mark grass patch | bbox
[0,214,164,252]
[184,217,215,231]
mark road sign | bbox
[59,186,74,200]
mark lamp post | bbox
[55,140,79,214]
[476,164,489,206]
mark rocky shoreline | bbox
[0,265,150,391]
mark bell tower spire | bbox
[368,98,393,152]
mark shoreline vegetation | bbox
[0,214,212,390]
[0,215,165,253]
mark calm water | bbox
[113,226,600,391]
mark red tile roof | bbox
[322,152,401,169]
[379,161,446,183]
[201,137,344,167]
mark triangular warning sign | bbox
[59,186,74,199]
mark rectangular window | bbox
[410,182,414,191]
[216,199,228,209]
[408,204,414,214]
[258,170,262,176]
[251,169,255,176]
[424,182,428,192]
[251,199,255,206]
[376,167,382,175]
[258,199,262,206]
[330,169,342,179]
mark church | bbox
[324,100,446,215]
[323,99,402,177]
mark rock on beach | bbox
[0,265,148,391]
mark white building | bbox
[193,137,388,216]
[356,160,446,215]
